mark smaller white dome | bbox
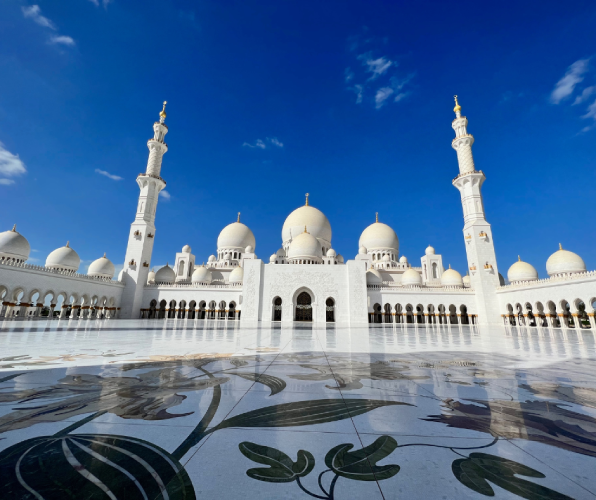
[0,224,30,261]
[88,253,115,279]
[463,274,470,287]
[270,254,277,263]
[507,257,538,283]
[358,246,367,255]
[382,254,391,262]
[155,264,175,283]
[546,244,586,276]
[245,245,254,253]
[399,255,408,264]
[217,222,256,251]
[366,267,383,284]
[276,248,286,257]
[401,268,422,287]
[327,248,337,257]
[287,230,322,260]
[337,254,344,263]
[441,266,463,287]
[229,266,244,283]
[208,255,217,262]
[147,270,156,283]
[182,245,191,253]
[46,242,80,272]
[425,245,435,256]
[192,266,212,283]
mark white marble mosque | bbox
[1,98,595,328]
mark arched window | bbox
[295,292,312,322]
[273,297,282,321]
[178,260,185,276]
[432,263,438,279]
[326,298,335,322]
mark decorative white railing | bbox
[497,270,596,291]
[0,260,123,285]
[146,282,242,289]
[368,285,475,293]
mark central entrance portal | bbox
[295,292,312,322]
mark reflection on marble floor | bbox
[1,320,595,499]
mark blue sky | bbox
[1,0,595,278]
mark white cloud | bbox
[49,35,75,46]
[573,85,596,105]
[582,98,596,120]
[374,87,394,109]
[358,53,393,81]
[89,0,112,6]
[243,137,283,149]
[22,5,56,30]
[344,67,354,83]
[349,84,364,104]
[95,168,122,181]
[550,59,590,104]
[394,92,407,102]
[0,142,27,185]
[160,190,171,200]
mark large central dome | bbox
[282,200,331,245]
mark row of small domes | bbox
[367,264,465,287]
[0,225,115,278]
[149,263,244,284]
[507,245,586,282]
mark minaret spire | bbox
[451,97,500,326]
[121,101,169,319]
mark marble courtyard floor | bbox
[1,320,596,499]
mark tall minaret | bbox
[451,96,501,325]
[120,102,169,318]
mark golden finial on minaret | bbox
[375,212,379,223]
[305,193,309,206]
[237,212,241,223]
[159,101,167,121]
[453,95,461,114]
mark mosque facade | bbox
[1,99,595,328]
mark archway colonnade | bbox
[369,302,476,325]
[0,284,118,319]
[142,299,240,320]
[503,297,596,330]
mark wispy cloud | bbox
[160,190,171,200]
[358,53,393,81]
[0,142,27,186]
[243,137,283,149]
[550,59,590,104]
[582,99,596,120]
[374,87,394,109]
[22,5,56,30]
[22,5,76,48]
[95,168,122,181]
[344,67,354,83]
[88,0,113,7]
[49,35,75,46]
[573,85,596,105]
[344,33,414,110]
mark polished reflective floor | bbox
[1,319,595,499]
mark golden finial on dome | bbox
[375,212,379,223]
[11,224,16,232]
[453,95,461,114]
[304,225,308,233]
[103,252,106,258]
[237,212,241,223]
[449,263,452,269]
[66,241,70,248]
[518,255,521,262]
[559,243,563,250]
[159,101,167,120]
[305,193,309,206]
